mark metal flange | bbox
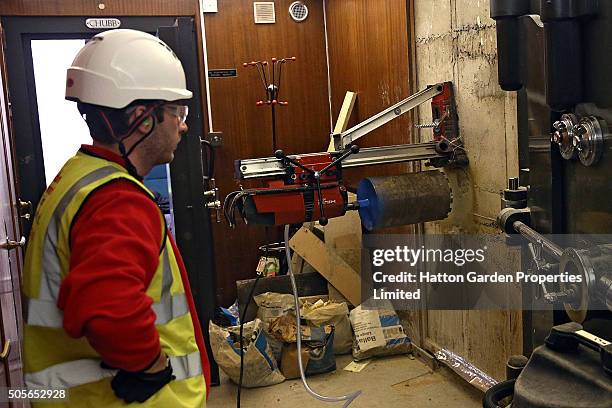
[558,248,597,323]
[573,116,606,167]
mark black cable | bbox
[224,184,341,228]
[237,273,262,408]
[223,191,243,226]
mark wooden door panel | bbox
[205,0,331,306]
[325,0,415,190]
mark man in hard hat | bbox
[23,29,210,406]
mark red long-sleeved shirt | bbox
[57,145,210,395]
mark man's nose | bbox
[179,122,188,134]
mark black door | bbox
[2,15,219,384]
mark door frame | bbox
[1,15,219,384]
[1,16,179,222]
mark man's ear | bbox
[138,116,153,133]
[129,105,152,133]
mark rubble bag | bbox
[349,299,411,361]
[280,330,336,379]
[301,299,352,355]
[209,319,285,388]
[254,292,296,363]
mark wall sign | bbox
[208,69,237,78]
[85,18,121,29]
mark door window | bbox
[31,39,90,186]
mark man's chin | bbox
[155,154,174,166]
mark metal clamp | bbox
[1,236,25,250]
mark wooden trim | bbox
[0,0,198,16]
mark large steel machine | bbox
[224,81,464,229]
[487,1,612,406]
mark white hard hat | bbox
[66,29,192,109]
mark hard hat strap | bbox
[98,103,162,178]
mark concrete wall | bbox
[416,0,519,233]
[413,0,523,380]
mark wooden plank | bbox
[236,271,328,323]
[289,227,361,306]
[327,91,357,151]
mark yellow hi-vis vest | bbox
[23,151,206,407]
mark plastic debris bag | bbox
[349,299,411,361]
[209,319,285,388]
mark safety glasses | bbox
[163,104,189,124]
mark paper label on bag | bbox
[383,325,405,340]
[350,308,385,352]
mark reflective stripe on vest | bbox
[27,245,188,328]
[25,351,203,390]
[37,166,118,311]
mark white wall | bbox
[32,39,91,185]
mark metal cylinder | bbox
[357,171,452,231]
[506,355,529,380]
[512,221,564,260]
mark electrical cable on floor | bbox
[283,224,362,407]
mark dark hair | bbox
[77,100,164,144]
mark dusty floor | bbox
[208,354,483,407]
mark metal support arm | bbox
[333,83,445,150]
[237,142,446,179]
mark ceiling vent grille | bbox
[254,2,276,24]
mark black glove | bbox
[110,359,175,403]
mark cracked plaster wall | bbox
[414,0,523,381]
